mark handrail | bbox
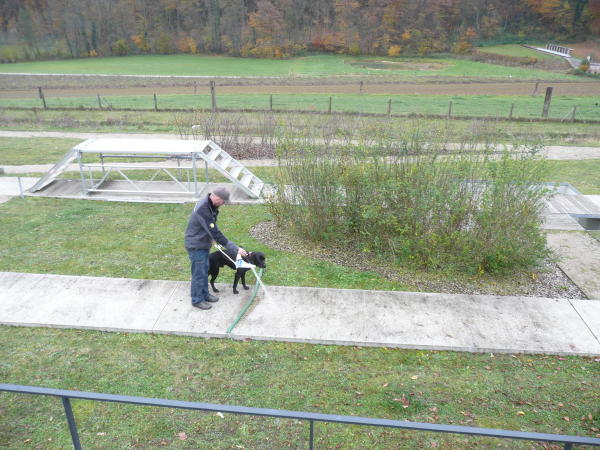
[2,383,599,449]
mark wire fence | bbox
[2,87,599,123]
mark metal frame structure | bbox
[29,138,265,199]
[2,384,599,449]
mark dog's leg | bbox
[209,267,220,293]
[241,270,249,290]
[233,270,241,295]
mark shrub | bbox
[269,120,550,274]
[156,33,175,54]
[112,39,129,56]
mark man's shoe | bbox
[192,301,211,310]
[205,294,219,303]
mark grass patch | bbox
[477,45,560,60]
[1,326,598,448]
[0,53,577,80]
[2,109,600,146]
[544,159,600,194]
[2,93,598,121]
[0,137,81,165]
[0,197,407,291]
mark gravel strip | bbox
[250,221,587,299]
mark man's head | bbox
[210,187,230,207]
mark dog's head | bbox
[247,251,266,269]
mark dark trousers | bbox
[187,249,209,305]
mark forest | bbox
[0,0,599,61]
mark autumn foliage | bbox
[0,0,597,61]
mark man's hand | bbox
[238,248,248,257]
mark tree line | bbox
[1,0,598,61]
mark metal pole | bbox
[77,151,87,194]
[61,397,82,450]
[309,420,314,450]
[192,153,198,196]
[17,176,24,199]
[205,161,209,185]
[509,103,514,119]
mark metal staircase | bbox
[28,148,79,193]
[198,140,264,198]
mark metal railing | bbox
[2,383,599,449]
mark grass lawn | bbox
[544,159,600,194]
[2,92,597,121]
[0,137,81,165]
[0,53,577,80]
[1,327,599,449]
[477,45,561,60]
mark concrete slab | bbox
[1,272,599,356]
[232,286,600,355]
[543,214,584,231]
[0,195,13,204]
[570,300,600,343]
[0,176,39,196]
[0,272,177,332]
[547,232,600,299]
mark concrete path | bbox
[548,231,600,300]
[1,271,599,356]
[1,130,600,161]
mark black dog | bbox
[208,250,267,294]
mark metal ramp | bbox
[28,138,265,199]
[28,148,79,193]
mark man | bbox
[184,187,247,310]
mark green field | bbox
[1,92,597,121]
[478,44,560,60]
[0,53,578,80]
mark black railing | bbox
[2,383,599,449]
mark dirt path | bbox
[2,81,600,99]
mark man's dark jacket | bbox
[184,194,238,254]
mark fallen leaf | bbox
[516,411,525,416]
[563,416,570,422]
[591,427,598,432]
[430,407,438,413]
[177,432,187,440]
[558,357,566,361]
[96,432,106,436]
[484,366,491,370]
[382,382,389,387]
[394,396,410,408]
[217,412,225,419]
[411,375,418,380]
[23,439,31,443]
[558,403,564,407]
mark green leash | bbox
[226,267,265,334]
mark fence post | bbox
[447,101,453,118]
[509,103,514,119]
[309,420,314,450]
[531,81,539,97]
[38,87,47,110]
[61,397,82,450]
[359,80,363,94]
[328,96,332,114]
[571,106,577,122]
[97,94,102,110]
[210,80,217,112]
[542,87,553,118]
[193,81,197,95]
[153,93,158,111]
[270,94,273,111]
[387,99,392,116]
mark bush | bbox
[269,120,550,274]
[112,39,129,56]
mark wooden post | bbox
[328,96,332,114]
[447,101,453,118]
[97,94,102,110]
[38,87,47,110]
[542,87,553,118]
[269,94,273,111]
[153,93,158,111]
[571,105,577,122]
[387,99,392,116]
[531,81,539,97]
[509,103,514,119]
[193,81,197,95]
[210,80,217,112]
[359,80,363,94]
